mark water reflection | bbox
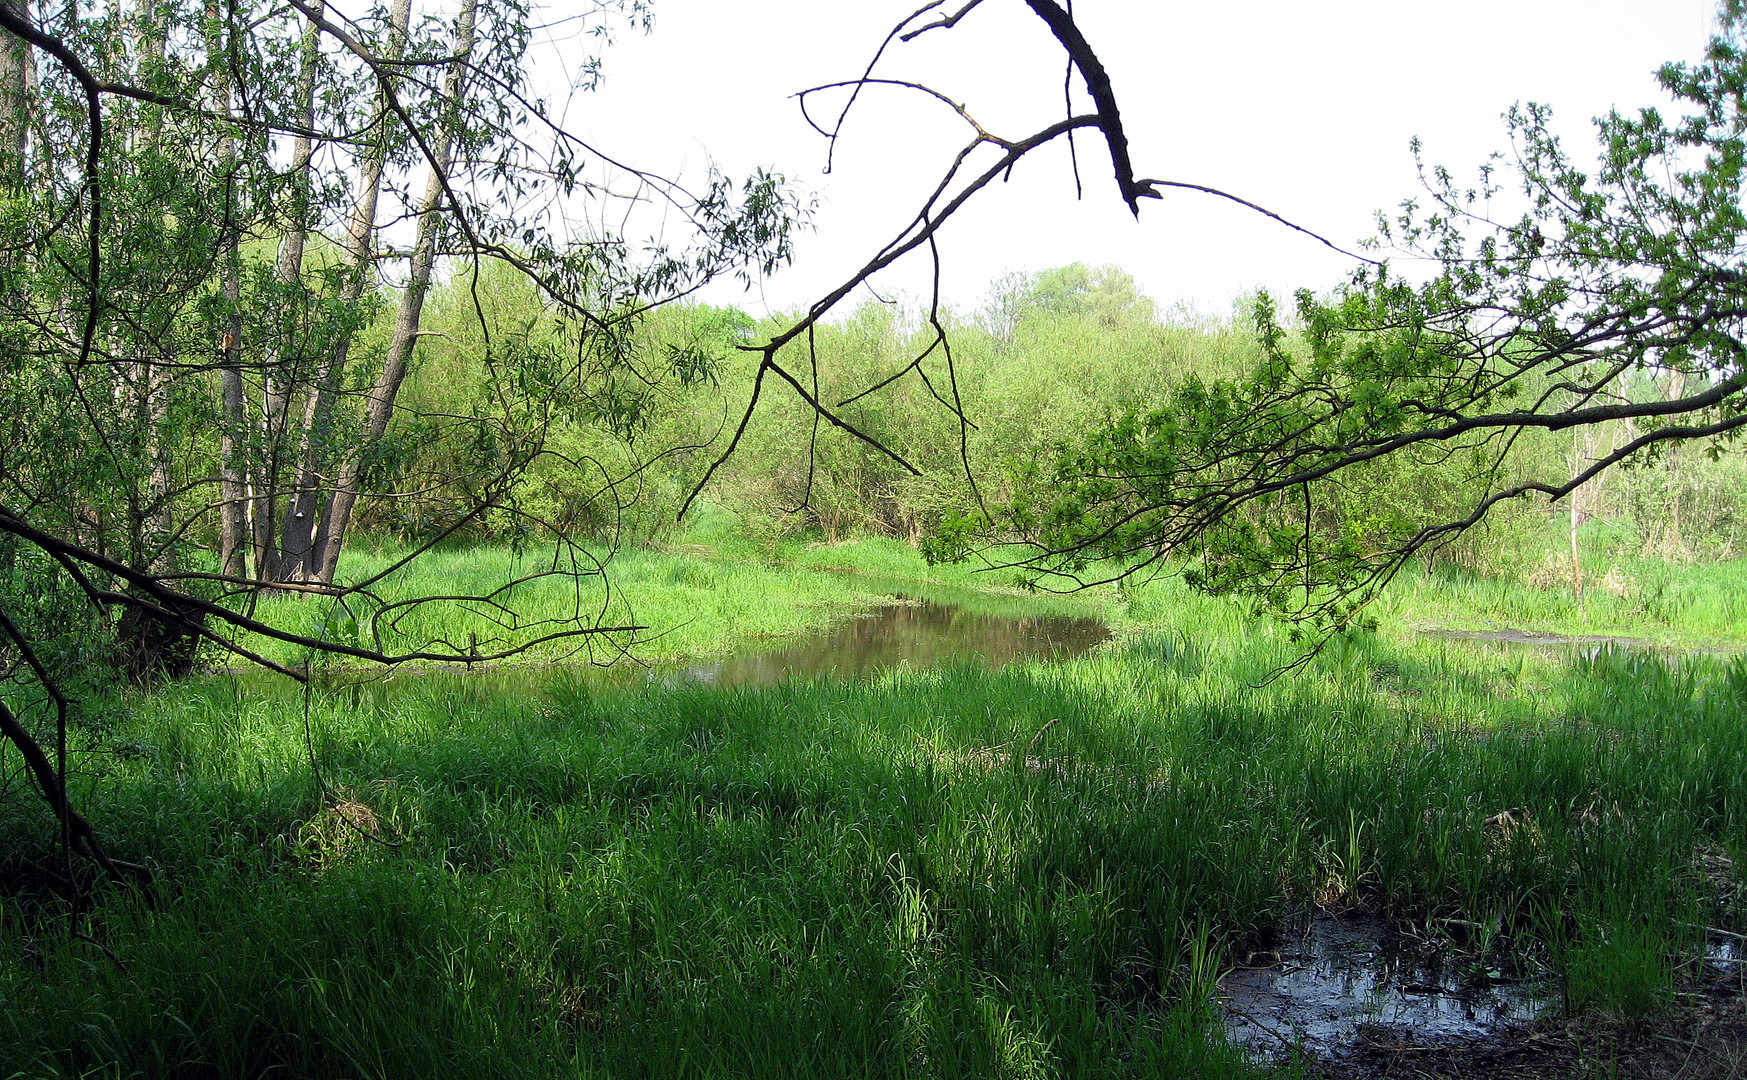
[1418,626,1741,659]
[1418,627,1658,649]
[223,594,1110,700]
[1221,912,1546,1056]
[669,598,1110,688]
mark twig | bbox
[1220,1000,1298,1050]
[1678,920,1747,941]
[71,931,129,973]
[1025,717,1060,756]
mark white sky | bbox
[558,0,1720,321]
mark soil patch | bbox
[1304,981,1747,1078]
[1297,952,1747,1079]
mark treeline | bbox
[0,0,792,597]
[396,262,1747,579]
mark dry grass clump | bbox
[294,788,396,868]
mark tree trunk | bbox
[0,0,32,186]
[251,14,322,585]
[276,0,410,583]
[1665,368,1688,557]
[313,0,478,584]
[208,2,249,579]
[115,0,176,575]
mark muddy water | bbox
[666,596,1110,688]
[1221,912,1547,1056]
[1418,627,1662,649]
[240,590,1112,700]
[1706,936,1747,978]
[1418,626,1742,657]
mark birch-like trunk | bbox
[0,1,32,186]
[251,14,322,585]
[312,0,478,584]
[1569,425,1586,614]
[208,2,249,579]
[276,0,410,582]
[123,1,177,574]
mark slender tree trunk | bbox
[208,2,249,579]
[252,14,322,585]
[79,0,176,575]
[1666,368,1688,557]
[313,0,477,584]
[1569,479,1584,612]
[131,0,164,148]
[1570,424,1595,616]
[277,0,410,583]
[0,1,32,187]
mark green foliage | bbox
[7,561,1747,1073]
[621,273,1262,549]
[943,14,1747,631]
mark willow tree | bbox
[939,4,1747,635]
[0,0,1192,899]
[0,0,1357,905]
[0,0,801,893]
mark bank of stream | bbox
[243,580,1113,698]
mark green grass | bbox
[1372,553,1747,648]
[5,540,1746,1077]
[229,535,1118,675]
[232,539,989,672]
[1551,910,1682,1022]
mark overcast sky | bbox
[555,0,1720,321]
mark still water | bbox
[235,590,1112,700]
[666,596,1110,687]
[1221,912,1547,1057]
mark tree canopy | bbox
[0,0,1192,891]
[942,2,1747,634]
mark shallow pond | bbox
[230,587,1112,699]
[1418,625,1742,658]
[664,594,1110,688]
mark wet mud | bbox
[1221,911,1545,1058]
[1232,915,1747,1079]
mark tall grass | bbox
[229,539,982,672]
[1373,553,1747,647]
[6,570,1745,1077]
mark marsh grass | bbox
[1374,555,1747,647]
[231,540,932,672]
[4,544,1745,1077]
[1551,913,1681,1022]
[231,535,1121,677]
